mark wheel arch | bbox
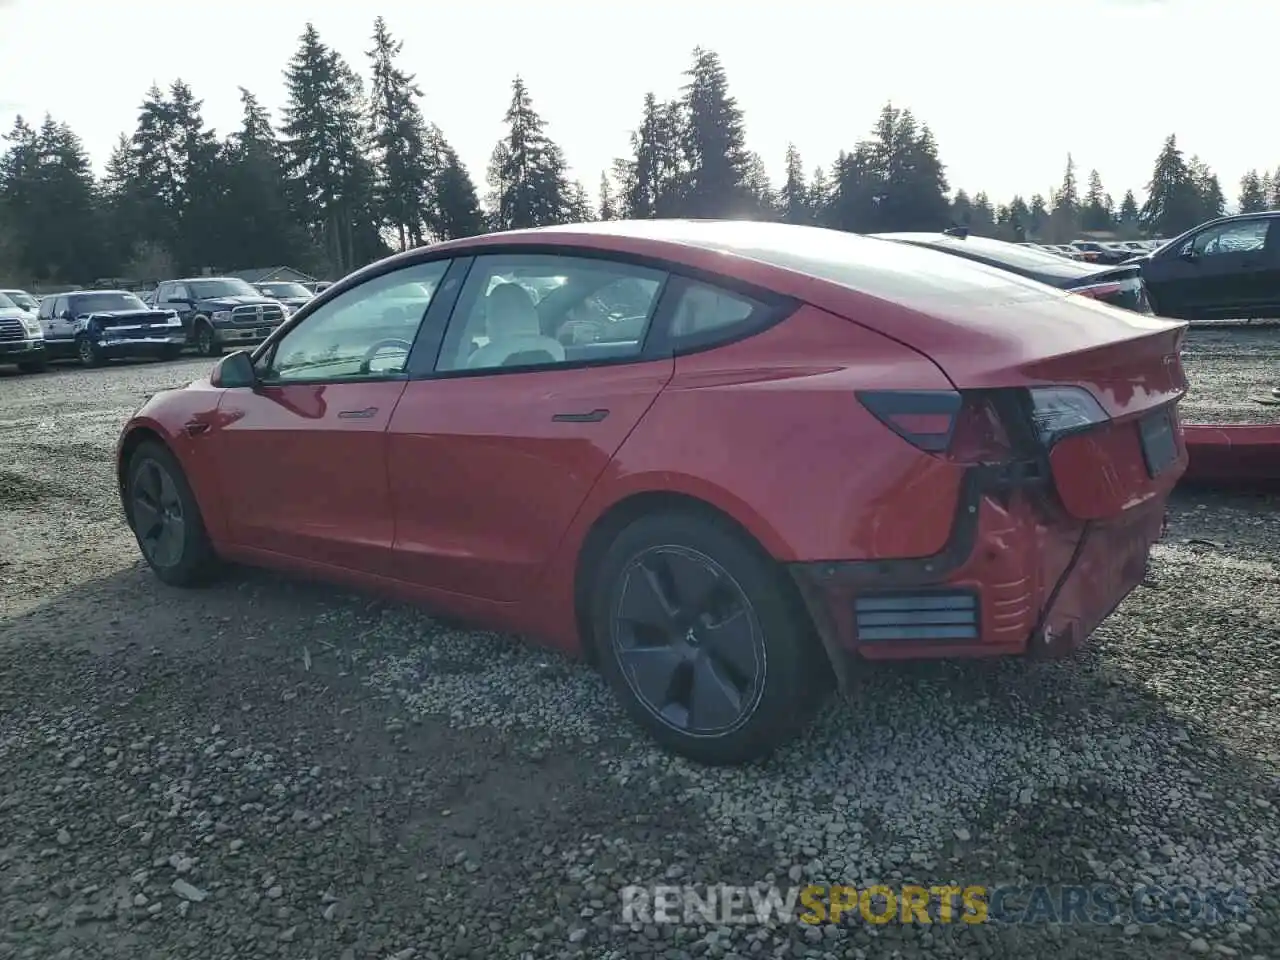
[571,488,810,667]
[116,425,170,522]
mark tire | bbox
[75,336,102,367]
[125,441,222,587]
[194,320,221,357]
[591,509,828,765]
[17,359,47,374]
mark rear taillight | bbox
[1071,277,1150,313]
[1027,386,1109,445]
[857,390,1015,463]
[860,386,1110,460]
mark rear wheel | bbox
[125,441,221,586]
[591,510,828,765]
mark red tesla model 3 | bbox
[116,220,1190,764]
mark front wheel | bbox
[591,510,828,765]
[76,336,102,367]
[125,441,222,586]
[194,320,221,357]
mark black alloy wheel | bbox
[593,510,827,765]
[126,442,220,586]
[612,544,765,737]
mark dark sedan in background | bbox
[1138,211,1280,321]
[871,230,1151,313]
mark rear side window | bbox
[668,279,767,349]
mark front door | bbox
[1146,217,1276,320]
[387,252,673,601]
[209,259,453,576]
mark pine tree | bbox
[566,181,593,222]
[1188,156,1224,222]
[217,88,312,273]
[1048,154,1079,241]
[597,172,618,220]
[1117,189,1140,236]
[367,16,435,251]
[0,116,103,282]
[677,48,751,218]
[1269,170,1280,211]
[742,151,776,219]
[1238,170,1267,213]
[1141,136,1203,237]
[1028,193,1048,236]
[970,191,996,236]
[809,166,831,225]
[615,93,683,219]
[1081,169,1112,232]
[281,23,383,275]
[486,76,571,230]
[778,144,809,224]
[951,189,972,225]
[428,130,484,240]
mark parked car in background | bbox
[1140,212,1280,321]
[253,281,314,314]
[154,277,288,356]
[37,290,185,366]
[117,219,1187,764]
[0,288,40,319]
[0,291,47,372]
[1070,241,1131,265]
[871,231,1152,312]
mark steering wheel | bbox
[358,338,414,374]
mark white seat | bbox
[466,283,565,369]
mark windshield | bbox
[876,234,1101,281]
[258,282,312,299]
[189,278,260,299]
[0,293,15,309]
[70,292,147,313]
[2,291,36,309]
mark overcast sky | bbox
[0,0,1270,206]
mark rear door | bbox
[386,251,673,601]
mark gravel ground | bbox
[1180,326,1280,425]
[0,345,1277,960]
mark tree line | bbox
[2,19,1277,288]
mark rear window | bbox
[874,234,1101,282]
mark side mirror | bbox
[211,350,257,389]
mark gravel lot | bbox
[1,330,1277,960]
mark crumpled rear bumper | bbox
[788,464,1168,691]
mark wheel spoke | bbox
[663,550,725,619]
[134,462,161,508]
[618,645,685,716]
[689,654,745,732]
[699,606,758,687]
[132,496,162,537]
[156,466,182,514]
[617,562,680,629]
[149,515,185,567]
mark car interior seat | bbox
[466,282,565,369]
